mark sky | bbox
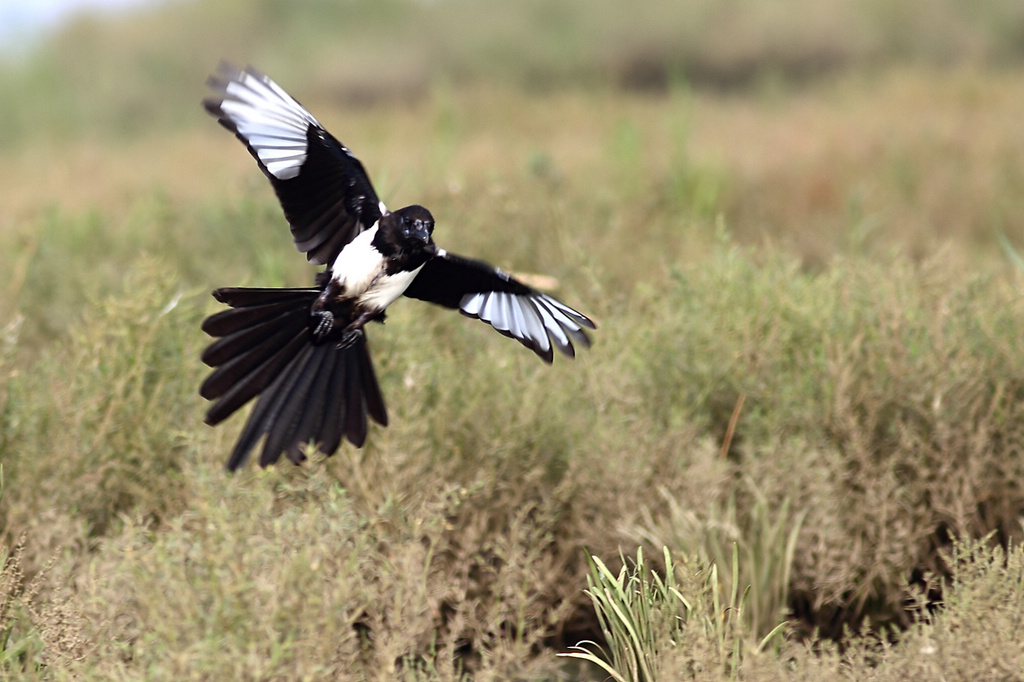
[0,0,161,52]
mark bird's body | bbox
[331,226,409,305]
[200,64,595,470]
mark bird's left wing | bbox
[204,63,385,266]
[403,251,595,363]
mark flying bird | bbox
[199,64,595,470]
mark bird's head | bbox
[387,204,436,254]
[398,204,434,239]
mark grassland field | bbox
[2,1,1024,679]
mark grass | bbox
[3,238,1023,678]
[631,477,806,641]
[559,547,787,681]
[2,0,1024,678]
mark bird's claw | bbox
[311,310,334,342]
[336,328,364,350]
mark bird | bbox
[198,63,596,471]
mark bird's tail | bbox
[200,287,388,470]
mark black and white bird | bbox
[199,64,595,470]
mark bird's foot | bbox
[336,327,364,350]
[310,310,335,342]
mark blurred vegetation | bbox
[2,0,1024,678]
[3,0,1024,147]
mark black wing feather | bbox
[203,63,383,266]
[404,252,596,363]
[404,252,533,307]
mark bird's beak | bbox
[413,221,433,245]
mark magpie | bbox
[199,63,596,470]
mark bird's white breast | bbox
[329,226,423,310]
[360,265,424,310]
[330,227,383,297]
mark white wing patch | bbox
[219,70,321,180]
[459,290,593,361]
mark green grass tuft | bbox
[561,546,787,681]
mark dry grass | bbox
[3,1,1024,678]
[5,69,1024,336]
[3,239,1024,678]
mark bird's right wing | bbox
[403,251,595,363]
[204,63,385,265]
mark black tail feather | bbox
[201,307,303,367]
[260,344,321,464]
[212,286,322,307]
[200,318,307,402]
[318,344,350,456]
[284,344,338,464]
[343,349,369,447]
[200,287,389,471]
[358,338,389,427]
[202,296,314,336]
[225,358,294,471]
